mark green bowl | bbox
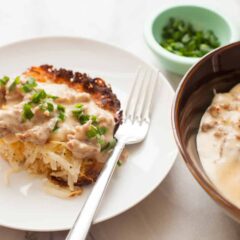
[144,5,238,75]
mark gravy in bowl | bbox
[197,83,240,207]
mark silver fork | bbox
[66,67,158,240]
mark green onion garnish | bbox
[72,103,108,140]
[21,77,37,93]
[31,89,47,104]
[108,138,117,149]
[99,138,108,151]
[79,115,90,124]
[72,104,88,124]
[75,103,83,108]
[47,94,58,100]
[9,76,20,91]
[0,76,9,86]
[72,109,83,119]
[117,160,122,167]
[58,111,65,121]
[56,104,65,121]
[57,104,65,112]
[52,120,59,132]
[91,115,98,125]
[72,104,99,125]
[98,126,107,135]
[22,103,34,120]
[47,102,54,112]
[86,125,98,138]
[100,138,117,152]
[86,125,108,139]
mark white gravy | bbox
[0,78,115,162]
[197,84,240,207]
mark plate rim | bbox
[0,36,177,231]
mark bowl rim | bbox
[144,4,239,66]
[172,41,240,215]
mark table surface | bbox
[1,0,240,239]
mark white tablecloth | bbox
[1,0,240,239]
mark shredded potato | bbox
[0,139,83,197]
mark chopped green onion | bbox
[31,89,47,104]
[47,102,54,112]
[160,18,220,57]
[52,120,59,132]
[117,160,122,167]
[99,138,108,151]
[9,76,20,91]
[100,138,117,152]
[39,101,54,112]
[21,77,37,93]
[57,104,65,112]
[22,85,32,93]
[72,104,100,126]
[79,115,90,124]
[86,125,108,139]
[72,109,83,118]
[75,103,83,109]
[55,104,65,123]
[108,138,117,149]
[91,115,98,125]
[58,111,65,121]
[22,103,34,120]
[86,125,98,138]
[48,94,58,100]
[72,104,90,124]
[98,126,107,135]
[72,104,107,139]
[0,76,9,86]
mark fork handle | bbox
[66,139,125,240]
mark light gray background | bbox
[0,0,240,239]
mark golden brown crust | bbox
[24,65,122,133]
[24,65,120,112]
[23,65,121,188]
[50,159,104,187]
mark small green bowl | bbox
[144,5,238,75]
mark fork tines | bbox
[124,67,158,123]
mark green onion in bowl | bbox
[160,18,220,57]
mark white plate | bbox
[0,37,177,231]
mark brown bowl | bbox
[172,41,240,222]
